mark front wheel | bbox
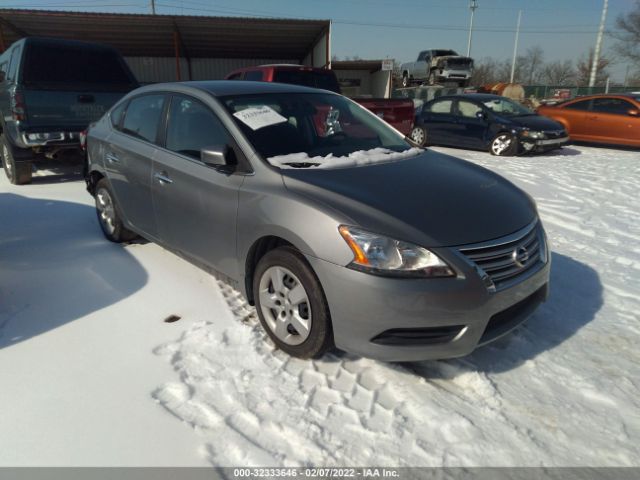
[489,133,518,156]
[94,178,137,242]
[402,74,410,88]
[253,246,333,359]
[428,72,437,86]
[409,126,427,146]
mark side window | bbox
[110,101,127,129]
[166,95,232,160]
[592,98,635,115]
[456,100,482,118]
[564,99,592,111]
[427,99,453,114]
[121,94,165,143]
[244,70,264,81]
[227,72,243,80]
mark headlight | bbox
[338,225,455,278]
[520,129,545,139]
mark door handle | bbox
[105,152,120,164]
[154,171,173,185]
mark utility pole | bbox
[589,0,608,88]
[510,10,522,84]
[467,0,478,57]
[151,0,156,14]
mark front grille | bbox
[458,221,544,291]
[545,129,566,139]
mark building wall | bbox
[302,30,330,68]
[370,70,391,98]
[125,56,298,83]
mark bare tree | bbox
[612,0,640,67]
[541,60,576,86]
[470,57,501,85]
[576,48,611,86]
[521,46,545,84]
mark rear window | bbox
[22,43,137,91]
[273,70,340,93]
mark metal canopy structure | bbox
[0,9,330,63]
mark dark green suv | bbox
[0,37,138,184]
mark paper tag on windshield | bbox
[233,106,287,130]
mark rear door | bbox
[20,41,137,128]
[451,99,489,148]
[151,93,245,278]
[105,93,166,238]
[420,98,457,146]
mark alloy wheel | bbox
[96,188,116,235]
[491,135,513,156]
[410,127,426,146]
[258,266,312,346]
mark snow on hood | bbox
[267,147,423,169]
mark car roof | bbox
[141,80,333,96]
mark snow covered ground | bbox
[0,145,638,467]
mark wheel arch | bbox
[244,235,296,305]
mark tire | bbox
[253,246,333,359]
[409,126,427,146]
[402,73,410,88]
[94,178,137,242]
[428,71,437,86]
[1,135,32,185]
[489,133,518,157]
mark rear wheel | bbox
[253,246,333,359]
[1,135,32,185]
[409,126,427,146]
[94,178,137,242]
[402,73,410,88]
[490,133,518,156]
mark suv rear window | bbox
[22,43,137,91]
[273,70,340,93]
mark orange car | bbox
[537,94,640,147]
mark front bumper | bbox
[522,135,570,152]
[438,69,472,81]
[305,246,551,362]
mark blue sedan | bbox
[409,94,570,156]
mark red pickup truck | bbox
[224,65,414,135]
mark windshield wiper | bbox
[284,162,322,168]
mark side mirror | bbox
[201,145,230,167]
[628,109,639,117]
[476,111,488,120]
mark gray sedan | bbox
[85,81,550,362]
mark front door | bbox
[151,94,245,278]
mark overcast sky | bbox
[3,0,637,82]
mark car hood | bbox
[281,150,537,247]
[500,114,564,131]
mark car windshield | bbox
[433,50,457,57]
[482,97,533,116]
[273,70,341,94]
[221,92,419,169]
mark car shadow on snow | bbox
[405,252,603,376]
[0,193,148,349]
